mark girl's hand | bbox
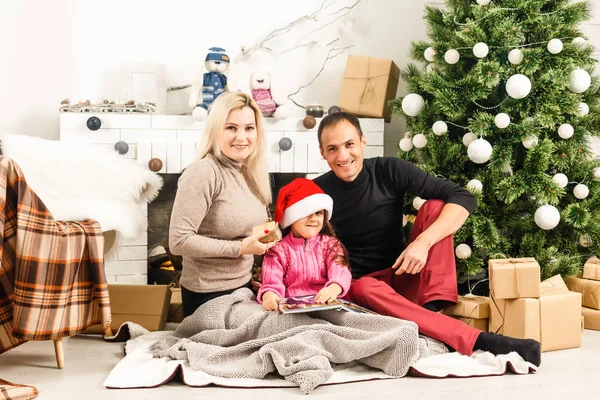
[315,283,342,304]
[262,291,281,311]
[241,230,277,255]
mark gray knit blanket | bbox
[150,288,447,393]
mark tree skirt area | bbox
[103,323,537,393]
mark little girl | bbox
[258,178,352,311]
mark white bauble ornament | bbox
[569,69,592,93]
[404,131,413,138]
[477,0,491,5]
[399,137,414,152]
[534,205,560,230]
[402,93,425,116]
[403,214,408,227]
[558,123,574,139]
[432,120,448,136]
[455,243,472,259]
[552,173,568,188]
[572,37,586,45]
[426,63,436,73]
[522,136,538,149]
[445,49,460,64]
[424,47,437,62]
[508,49,524,65]
[413,197,426,210]
[593,167,600,182]
[473,42,489,58]
[576,102,589,117]
[462,132,477,147]
[467,179,483,192]
[467,138,493,164]
[495,113,510,129]
[574,184,589,199]
[413,133,428,148]
[547,39,563,54]
[506,74,532,99]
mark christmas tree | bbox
[391,0,600,281]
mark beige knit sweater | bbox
[169,154,268,293]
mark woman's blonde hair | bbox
[196,91,272,205]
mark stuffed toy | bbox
[250,71,278,117]
[189,47,230,120]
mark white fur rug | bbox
[0,133,162,239]
[103,323,537,391]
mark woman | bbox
[169,91,275,318]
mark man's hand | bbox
[315,283,343,304]
[262,291,281,311]
[392,236,433,275]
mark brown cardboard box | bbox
[582,307,600,330]
[84,284,172,334]
[444,295,489,319]
[489,258,541,299]
[490,289,581,352]
[168,287,184,323]
[338,54,400,122]
[582,315,585,332]
[566,276,600,310]
[540,274,568,291]
[583,257,600,281]
[453,316,488,331]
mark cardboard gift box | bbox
[583,257,600,281]
[539,274,568,291]
[84,284,172,334]
[489,288,581,352]
[168,287,184,323]
[489,258,541,299]
[453,316,488,331]
[566,276,600,310]
[338,54,400,122]
[582,306,600,331]
[444,295,489,319]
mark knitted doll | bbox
[257,178,352,311]
[250,71,278,117]
[189,47,230,120]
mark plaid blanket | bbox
[0,379,37,400]
[0,157,111,353]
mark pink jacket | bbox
[257,233,352,303]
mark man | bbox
[313,112,541,366]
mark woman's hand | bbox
[240,230,277,255]
[262,291,281,311]
[315,283,343,304]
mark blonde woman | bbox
[169,91,275,318]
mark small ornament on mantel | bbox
[306,104,324,118]
[148,158,163,172]
[114,141,129,155]
[279,137,293,151]
[328,105,341,115]
[303,115,317,129]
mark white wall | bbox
[0,0,598,157]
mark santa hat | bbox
[275,178,333,229]
[205,47,230,63]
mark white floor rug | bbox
[103,324,537,391]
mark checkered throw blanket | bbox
[0,157,111,353]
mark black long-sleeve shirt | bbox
[314,157,477,279]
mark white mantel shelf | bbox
[59,113,385,285]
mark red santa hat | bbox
[275,178,333,229]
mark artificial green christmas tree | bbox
[391,0,600,281]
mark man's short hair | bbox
[317,111,363,147]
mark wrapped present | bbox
[489,288,581,352]
[444,295,489,319]
[540,274,568,291]
[583,257,600,281]
[252,220,279,244]
[453,316,488,331]
[338,54,400,122]
[566,276,600,310]
[582,307,600,331]
[489,258,541,299]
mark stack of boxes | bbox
[566,257,600,330]
[443,295,490,330]
[488,258,582,352]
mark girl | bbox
[169,91,276,318]
[258,178,352,311]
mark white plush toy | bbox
[250,71,279,117]
[189,47,230,120]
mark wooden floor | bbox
[1,330,599,400]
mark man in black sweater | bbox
[313,112,541,366]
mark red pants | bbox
[345,200,481,355]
